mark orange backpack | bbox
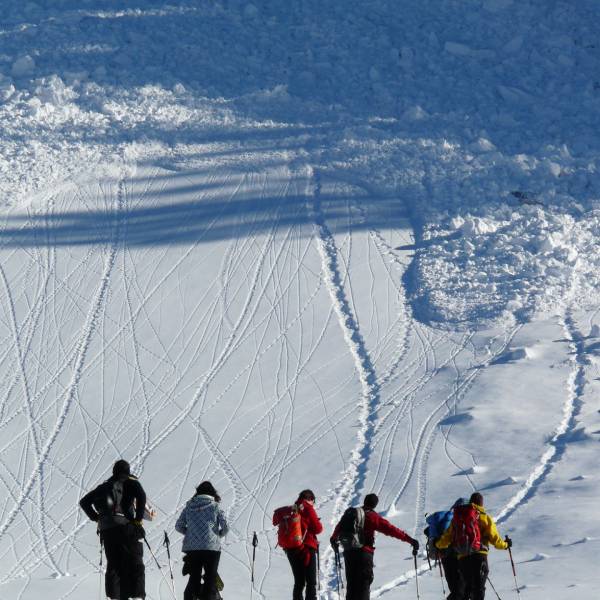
[273,504,304,549]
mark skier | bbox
[330,493,419,600]
[424,498,466,600]
[273,489,323,600]
[436,492,511,600]
[175,481,229,600]
[79,459,147,600]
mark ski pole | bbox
[506,538,521,597]
[412,549,421,600]
[317,545,321,595]
[163,530,177,599]
[438,557,446,596]
[250,531,258,600]
[333,545,341,598]
[143,537,178,600]
[98,530,103,600]
[487,575,502,600]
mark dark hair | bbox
[196,481,221,502]
[363,493,379,509]
[297,489,315,502]
[113,459,130,477]
[469,492,484,506]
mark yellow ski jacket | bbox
[435,503,509,558]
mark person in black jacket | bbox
[80,459,147,600]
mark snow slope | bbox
[0,1,600,598]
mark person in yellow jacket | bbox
[436,492,511,600]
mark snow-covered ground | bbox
[1,1,599,598]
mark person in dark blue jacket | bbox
[80,459,147,600]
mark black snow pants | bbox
[459,553,489,600]
[102,524,145,600]
[343,548,374,600]
[441,552,465,600]
[286,547,317,600]
[183,550,221,600]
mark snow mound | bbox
[490,346,536,364]
[454,465,488,476]
[530,553,550,561]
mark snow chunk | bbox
[546,161,562,178]
[11,55,35,78]
[34,76,77,107]
[589,325,600,338]
[460,216,499,236]
[402,105,428,121]
[470,137,496,152]
[0,74,15,101]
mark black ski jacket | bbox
[79,474,146,531]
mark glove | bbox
[330,537,339,551]
[90,513,99,523]
[410,538,419,556]
[505,536,512,549]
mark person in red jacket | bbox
[277,489,323,600]
[331,493,419,600]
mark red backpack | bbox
[273,504,304,550]
[451,504,481,555]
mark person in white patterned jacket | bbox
[175,481,229,600]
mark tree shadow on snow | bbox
[0,168,411,248]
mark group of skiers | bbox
[80,460,513,600]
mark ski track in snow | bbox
[309,170,381,512]
[0,156,591,600]
[0,170,126,582]
[495,309,585,524]
[372,306,586,596]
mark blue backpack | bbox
[424,510,453,560]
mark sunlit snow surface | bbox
[0,1,600,599]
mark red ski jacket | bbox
[296,498,323,550]
[332,508,413,553]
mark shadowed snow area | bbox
[1,0,600,324]
[0,1,600,599]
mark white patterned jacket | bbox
[175,494,229,552]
